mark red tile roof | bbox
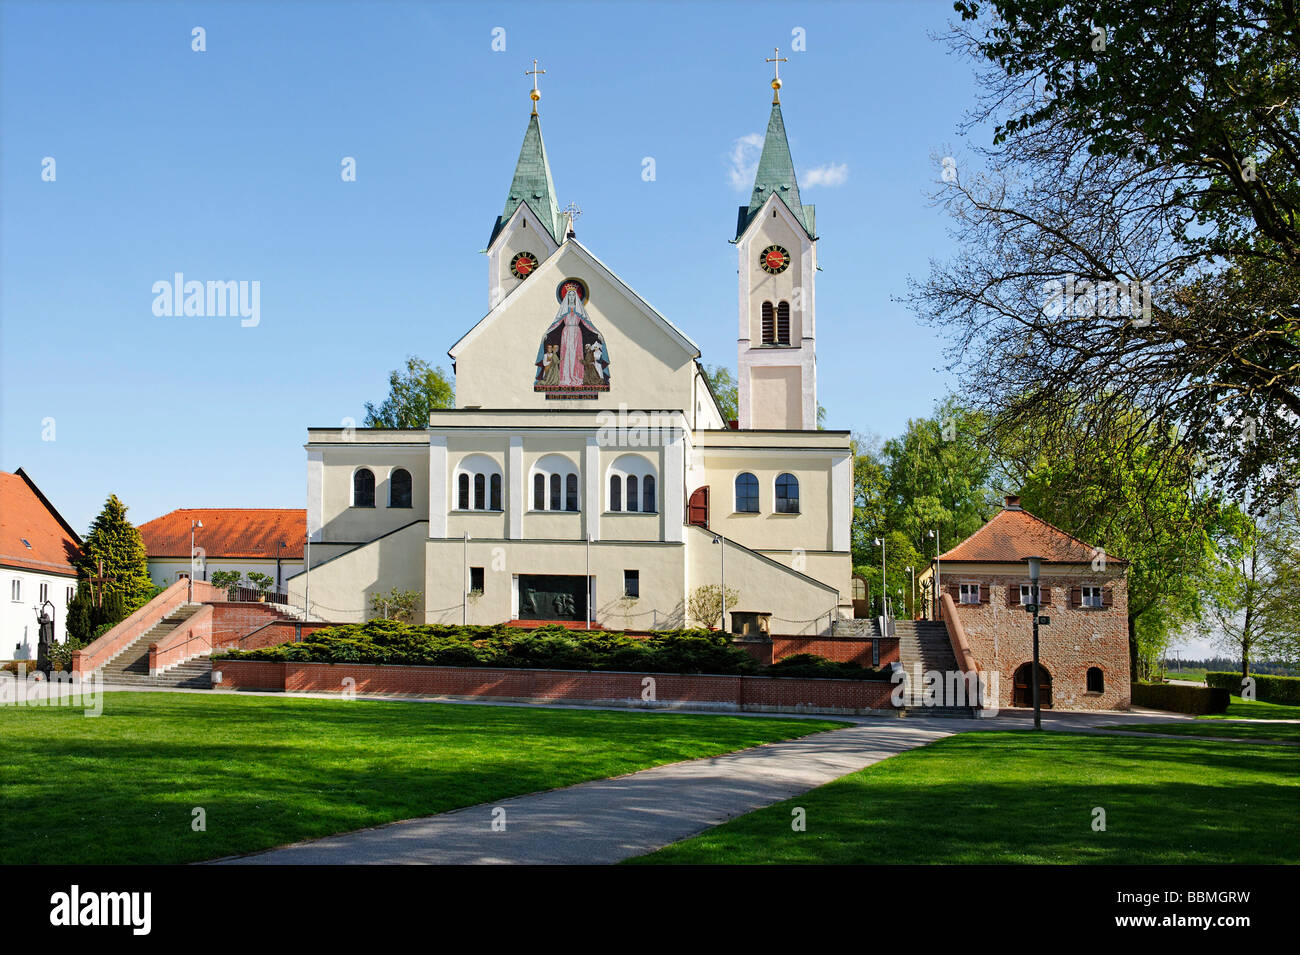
[139,509,305,559]
[0,469,82,576]
[939,502,1126,565]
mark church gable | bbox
[451,241,700,411]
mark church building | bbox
[288,65,854,634]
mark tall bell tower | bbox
[734,50,817,431]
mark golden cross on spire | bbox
[526,58,545,114]
[766,47,788,103]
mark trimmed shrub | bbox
[1132,682,1230,715]
[214,621,886,680]
[1206,671,1300,705]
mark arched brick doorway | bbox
[1012,662,1052,708]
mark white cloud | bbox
[727,133,764,191]
[802,162,849,188]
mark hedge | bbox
[1205,671,1300,705]
[1132,682,1230,715]
[214,620,890,680]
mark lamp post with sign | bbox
[1026,555,1043,730]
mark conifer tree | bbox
[76,494,154,622]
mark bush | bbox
[213,621,890,680]
[1205,671,1300,705]
[1132,682,1230,715]
[766,653,891,681]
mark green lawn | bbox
[1124,720,1300,742]
[0,692,843,864]
[629,731,1300,865]
[1201,696,1300,721]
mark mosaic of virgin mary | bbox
[534,279,610,396]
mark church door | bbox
[687,486,709,528]
[517,575,589,622]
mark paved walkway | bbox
[217,719,956,865]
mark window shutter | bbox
[978,584,988,604]
[1040,585,1051,606]
[1070,586,1082,608]
[1102,587,1113,607]
[948,583,960,602]
[1006,584,1019,608]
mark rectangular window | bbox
[959,583,980,605]
[10,579,20,601]
[66,586,75,605]
[1019,584,1036,605]
[39,582,49,603]
[1082,585,1103,608]
[623,570,639,599]
[470,567,485,594]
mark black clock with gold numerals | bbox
[760,245,791,274]
[510,251,539,279]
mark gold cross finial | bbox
[526,58,545,114]
[766,47,788,103]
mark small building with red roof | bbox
[1,468,83,658]
[918,495,1130,711]
[138,508,305,595]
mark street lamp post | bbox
[927,529,940,619]
[1027,555,1043,730]
[905,565,915,619]
[874,537,886,619]
[712,534,727,631]
[189,519,203,603]
[462,531,470,626]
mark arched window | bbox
[455,455,503,511]
[775,473,799,513]
[776,301,791,344]
[1087,667,1105,693]
[735,473,759,513]
[390,468,413,508]
[607,454,658,513]
[761,301,775,344]
[531,454,581,512]
[353,468,375,507]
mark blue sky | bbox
[2,0,978,535]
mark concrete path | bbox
[218,718,955,865]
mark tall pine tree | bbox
[76,494,154,622]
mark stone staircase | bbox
[96,604,213,689]
[894,619,977,718]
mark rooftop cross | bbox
[765,47,788,103]
[526,58,545,115]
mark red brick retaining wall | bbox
[211,659,901,716]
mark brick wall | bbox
[945,571,1130,710]
[772,635,899,667]
[211,659,901,716]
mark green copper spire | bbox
[490,112,564,247]
[735,101,815,240]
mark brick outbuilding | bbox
[918,496,1130,711]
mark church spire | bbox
[489,62,564,247]
[734,55,815,241]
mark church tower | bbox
[734,55,817,430]
[485,61,568,310]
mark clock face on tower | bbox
[511,251,539,279]
[760,245,791,274]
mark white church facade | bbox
[288,69,854,634]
